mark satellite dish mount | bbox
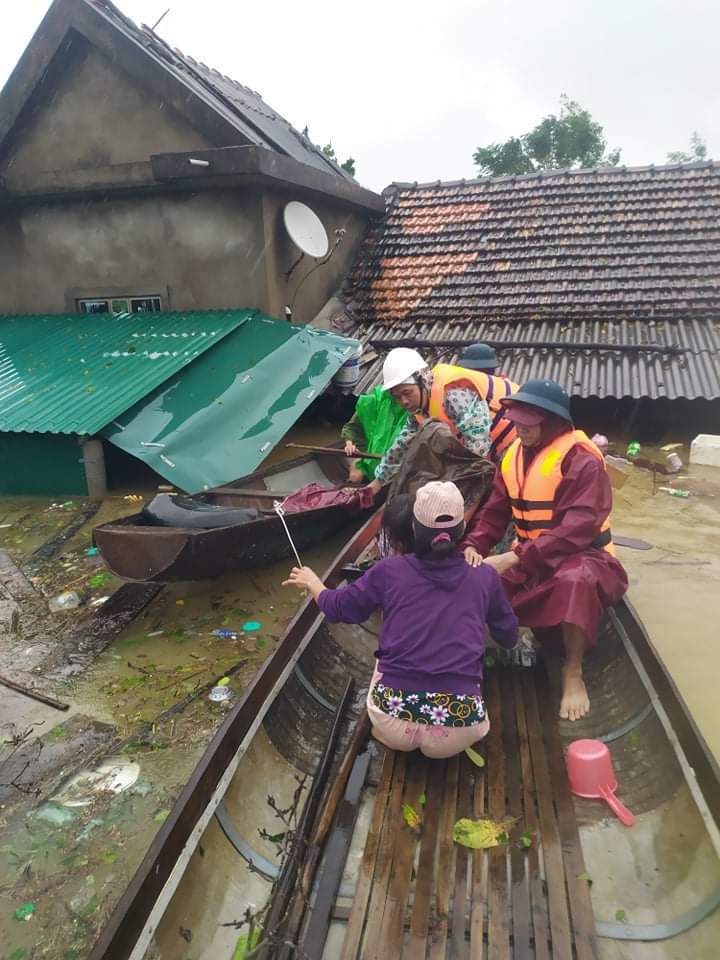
[283,201,330,279]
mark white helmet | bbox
[381,348,428,391]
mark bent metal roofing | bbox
[103,314,358,492]
[343,161,720,400]
[0,310,251,434]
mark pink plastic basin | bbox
[567,739,635,827]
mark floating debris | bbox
[48,591,81,612]
[53,758,140,807]
[208,685,232,703]
[14,903,35,922]
[242,620,262,632]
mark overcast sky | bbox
[1,0,718,192]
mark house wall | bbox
[0,187,367,317]
[0,190,268,314]
[0,433,87,495]
[1,41,212,187]
[261,191,368,324]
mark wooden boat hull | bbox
[93,452,370,582]
[87,512,720,960]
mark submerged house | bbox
[0,0,382,495]
[339,165,720,436]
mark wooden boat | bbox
[89,511,720,960]
[93,450,372,582]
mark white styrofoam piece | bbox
[690,434,720,468]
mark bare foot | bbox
[559,671,590,721]
[349,467,364,484]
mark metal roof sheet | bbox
[104,314,359,493]
[0,310,251,434]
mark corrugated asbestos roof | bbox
[89,0,351,180]
[104,314,358,493]
[343,162,720,400]
[351,317,720,401]
[0,310,252,433]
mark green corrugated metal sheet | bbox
[104,314,359,493]
[0,311,252,434]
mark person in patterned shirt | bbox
[365,348,493,497]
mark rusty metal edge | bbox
[87,507,384,960]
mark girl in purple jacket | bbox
[283,481,518,759]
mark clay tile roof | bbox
[342,163,720,399]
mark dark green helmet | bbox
[502,378,572,422]
[459,342,497,371]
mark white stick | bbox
[273,500,303,567]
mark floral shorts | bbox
[370,682,486,727]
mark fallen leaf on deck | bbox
[402,803,421,829]
[615,909,627,923]
[577,871,593,887]
[453,817,517,849]
[464,746,485,768]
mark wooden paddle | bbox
[285,443,381,460]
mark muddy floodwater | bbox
[609,446,720,762]
[0,432,718,960]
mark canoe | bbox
[93,450,372,582]
[88,511,720,960]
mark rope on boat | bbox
[273,500,303,567]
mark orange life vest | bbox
[500,430,615,555]
[423,363,520,462]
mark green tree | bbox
[301,127,356,176]
[667,132,708,164]
[474,95,621,176]
[321,142,356,177]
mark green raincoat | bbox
[352,387,408,480]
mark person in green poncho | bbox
[341,386,408,483]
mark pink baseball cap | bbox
[413,481,465,528]
[500,401,545,427]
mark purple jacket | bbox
[316,552,518,696]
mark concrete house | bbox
[0,0,383,495]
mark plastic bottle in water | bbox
[213,628,239,639]
[658,486,690,499]
[49,591,81,612]
[626,441,641,459]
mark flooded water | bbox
[610,445,720,762]
[1,428,719,959]
[0,425,354,960]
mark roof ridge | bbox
[387,159,719,192]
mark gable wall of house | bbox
[2,37,212,189]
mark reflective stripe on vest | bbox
[500,430,615,556]
[425,363,520,462]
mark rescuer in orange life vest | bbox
[462,379,629,722]
[364,345,520,497]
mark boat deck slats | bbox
[337,665,598,959]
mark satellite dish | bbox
[283,201,329,258]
